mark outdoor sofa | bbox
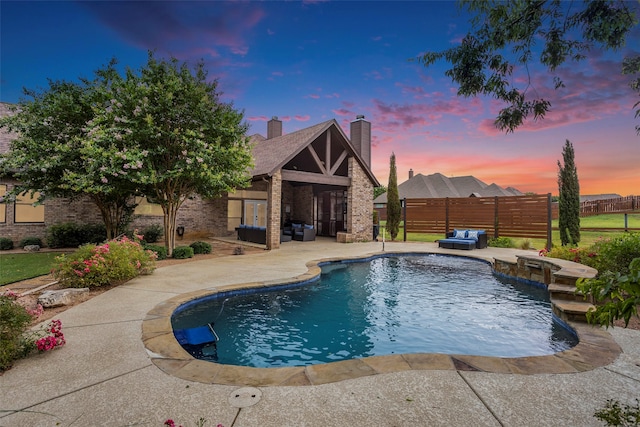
[438,229,487,250]
[282,222,316,242]
[236,224,267,245]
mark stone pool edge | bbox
[141,251,622,387]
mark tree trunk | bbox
[163,201,182,258]
[93,197,117,240]
[92,195,137,240]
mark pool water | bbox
[171,255,578,368]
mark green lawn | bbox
[0,252,61,286]
[381,213,640,249]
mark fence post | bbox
[403,198,407,242]
[546,193,552,250]
[625,213,629,233]
[445,198,450,234]
[494,196,499,239]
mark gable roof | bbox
[374,172,522,203]
[250,119,379,186]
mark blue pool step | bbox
[174,324,219,346]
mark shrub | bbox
[145,244,168,260]
[19,237,43,248]
[46,222,106,248]
[52,235,157,288]
[517,238,533,250]
[172,246,194,259]
[488,237,514,248]
[590,233,640,276]
[0,292,33,371]
[141,224,163,244]
[190,241,212,255]
[578,258,640,328]
[543,245,598,267]
[0,237,14,250]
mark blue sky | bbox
[2,1,639,195]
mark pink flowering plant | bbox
[34,319,66,351]
[53,233,157,288]
[1,290,65,371]
[540,245,598,266]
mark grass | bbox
[0,252,61,286]
[380,213,640,249]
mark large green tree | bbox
[386,153,401,241]
[558,139,580,246]
[418,1,638,133]
[86,53,253,255]
[0,62,139,239]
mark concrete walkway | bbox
[1,240,639,427]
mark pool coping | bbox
[142,251,622,387]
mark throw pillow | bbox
[467,230,479,241]
[454,229,467,239]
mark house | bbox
[0,103,379,249]
[374,169,522,219]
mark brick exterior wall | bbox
[347,157,374,242]
[292,185,314,225]
[0,176,236,246]
[281,181,294,225]
[1,178,104,245]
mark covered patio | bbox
[231,116,379,249]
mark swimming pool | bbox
[171,254,578,368]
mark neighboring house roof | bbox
[374,172,522,203]
[0,102,18,154]
[250,119,379,186]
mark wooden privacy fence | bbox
[580,195,640,217]
[404,194,552,248]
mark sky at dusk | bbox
[1,1,639,196]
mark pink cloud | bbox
[271,71,284,77]
[476,55,636,135]
[371,97,483,134]
[306,94,320,99]
[332,108,354,118]
[294,115,310,121]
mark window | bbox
[15,191,44,223]
[0,185,6,223]
[227,199,242,231]
[134,197,164,216]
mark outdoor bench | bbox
[438,229,487,250]
[236,224,266,245]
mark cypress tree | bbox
[558,140,580,246]
[386,152,401,241]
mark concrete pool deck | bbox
[1,239,639,426]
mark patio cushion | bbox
[453,229,467,239]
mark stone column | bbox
[266,170,282,250]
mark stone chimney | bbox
[409,169,414,179]
[350,115,371,168]
[267,116,282,139]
